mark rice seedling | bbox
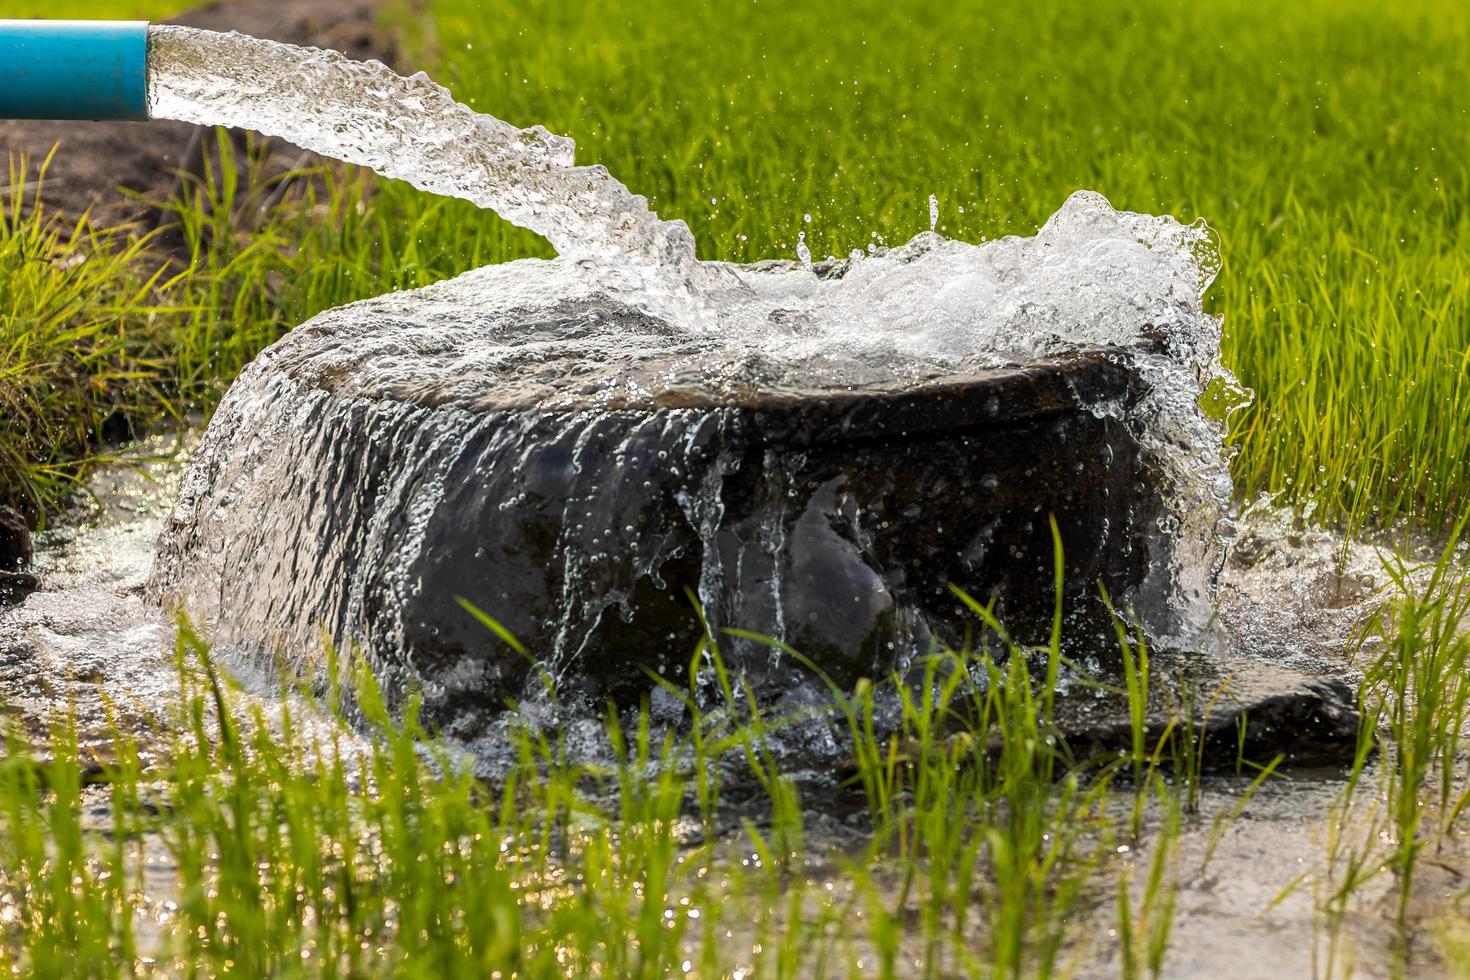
[0,552,1196,977]
[1116,785,1180,980]
[0,154,177,515]
[1299,522,1470,972]
[1357,521,1470,925]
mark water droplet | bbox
[796,231,812,268]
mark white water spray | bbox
[145,27,1246,646]
[796,230,812,268]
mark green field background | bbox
[410,0,1470,529]
[8,2,185,17]
[2,3,1468,972]
[12,0,1470,529]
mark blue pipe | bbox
[0,20,149,121]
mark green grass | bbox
[297,0,1470,532]
[7,2,187,17]
[19,529,1470,976]
[0,158,176,515]
[1,590,1199,977]
[8,0,1470,530]
[1305,521,1470,972]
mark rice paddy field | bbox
[3,0,1470,975]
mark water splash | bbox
[703,193,1240,645]
[145,28,1244,655]
[928,193,939,231]
[796,230,812,268]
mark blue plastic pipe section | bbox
[0,20,149,121]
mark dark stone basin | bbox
[352,351,1163,713]
[148,259,1177,735]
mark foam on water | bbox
[706,196,1239,642]
[145,27,1243,646]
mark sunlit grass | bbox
[1303,525,1470,974]
[336,0,1470,532]
[1176,527,1470,974]
[0,593,1202,977]
[0,156,176,514]
[5,2,186,18]
[7,0,1469,530]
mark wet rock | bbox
[1055,649,1361,769]
[0,572,39,606]
[0,507,37,605]
[0,506,31,572]
[150,259,1176,733]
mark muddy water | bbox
[0,433,352,762]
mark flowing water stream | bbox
[145,27,1245,656]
